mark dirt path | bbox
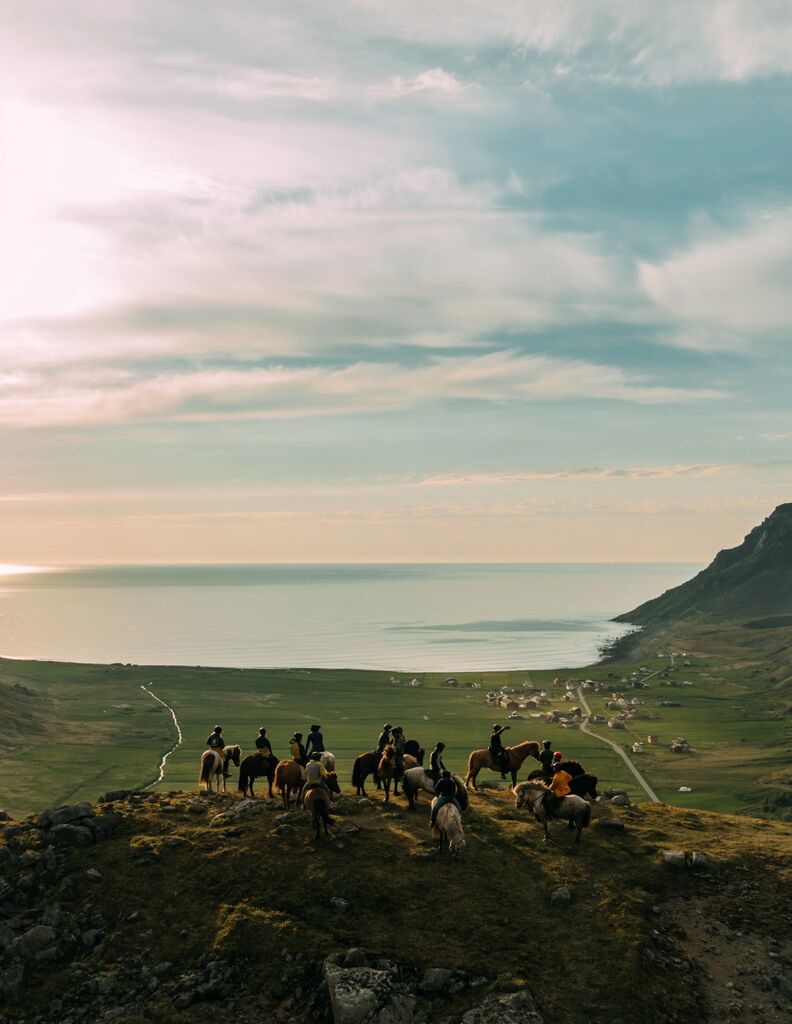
[576,684,662,803]
[140,684,183,788]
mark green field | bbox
[2,634,789,817]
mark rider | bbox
[489,724,511,778]
[538,739,554,777]
[427,741,446,784]
[301,751,331,805]
[305,724,324,758]
[430,770,461,828]
[376,723,392,753]
[391,726,406,778]
[544,761,572,817]
[290,732,307,766]
[255,727,273,762]
[552,750,563,772]
[206,726,229,776]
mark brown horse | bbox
[238,752,278,798]
[352,747,420,796]
[274,758,306,808]
[464,740,541,789]
[304,771,341,840]
[378,745,400,803]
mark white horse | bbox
[402,767,469,812]
[199,744,241,792]
[431,800,466,858]
[513,781,591,844]
[318,751,336,771]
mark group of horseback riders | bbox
[204,721,577,820]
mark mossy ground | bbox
[10,786,792,1024]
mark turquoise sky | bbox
[1,2,791,563]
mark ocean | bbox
[0,563,696,671]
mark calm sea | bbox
[0,563,697,671]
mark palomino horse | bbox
[274,759,306,808]
[303,771,341,840]
[199,745,241,793]
[238,752,278,798]
[513,780,592,844]
[401,768,469,813]
[464,740,541,789]
[431,801,466,858]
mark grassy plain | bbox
[1,626,789,817]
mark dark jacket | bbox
[376,729,391,752]
[306,729,324,754]
[429,748,446,775]
[207,733,224,749]
[255,736,273,755]
[539,748,554,773]
[489,730,505,752]
[434,776,457,799]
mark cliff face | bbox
[616,503,792,625]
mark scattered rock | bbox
[45,823,93,848]
[596,817,626,831]
[418,967,454,993]
[16,924,57,954]
[330,896,350,910]
[38,802,95,828]
[461,989,544,1024]
[324,962,415,1024]
[662,849,711,870]
[610,794,631,807]
[550,886,572,905]
[85,868,102,882]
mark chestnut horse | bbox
[304,771,341,840]
[464,740,541,789]
[274,758,306,808]
[199,745,241,793]
[378,745,402,803]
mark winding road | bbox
[140,684,183,789]
[576,684,662,804]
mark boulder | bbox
[550,887,571,905]
[86,811,124,839]
[210,799,271,826]
[662,849,689,869]
[46,824,93,847]
[0,810,11,822]
[419,967,454,993]
[461,989,544,1024]
[324,962,415,1024]
[609,794,631,807]
[38,802,95,828]
[0,961,24,999]
[596,818,626,832]
[16,924,57,955]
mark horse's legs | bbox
[383,781,390,804]
[511,769,517,789]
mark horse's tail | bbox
[238,762,249,794]
[589,774,599,799]
[453,775,469,812]
[199,753,213,790]
[464,751,477,787]
[351,756,362,787]
[580,801,592,828]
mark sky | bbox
[1,0,792,564]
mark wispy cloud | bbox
[416,464,745,486]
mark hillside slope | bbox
[1,788,790,1024]
[616,503,792,625]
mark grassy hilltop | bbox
[2,787,791,1024]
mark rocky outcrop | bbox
[460,989,544,1024]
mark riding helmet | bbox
[214,725,223,732]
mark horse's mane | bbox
[510,740,540,752]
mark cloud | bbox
[639,211,792,349]
[0,351,725,428]
[416,464,745,486]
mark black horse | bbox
[403,739,425,765]
[527,761,598,800]
[238,752,278,798]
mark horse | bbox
[318,751,336,772]
[238,752,278,798]
[303,771,341,840]
[513,781,591,844]
[401,768,469,813]
[526,762,598,800]
[199,745,241,793]
[351,746,420,795]
[464,740,541,789]
[431,801,466,858]
[274,758,307,808]
[403,739,425,765]
[379,745,407,803]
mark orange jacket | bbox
[549,771,572,797]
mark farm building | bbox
[608,717,626,729]
[671,737,690,754]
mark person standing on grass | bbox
[538,739,554,777]
[306,724,324,757]
[391,725,406,778]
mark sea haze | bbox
[0,563,698,671]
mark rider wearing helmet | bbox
[302,751,330,805]
[489,723,511,778]
[544,761,572,817]
[206,726,229,776]
[430,769,461,828]
[290,732,307,766]
[428,741,446,783]
[538,739,554,776]
[306,724,324,757]
[376,724,392,753]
